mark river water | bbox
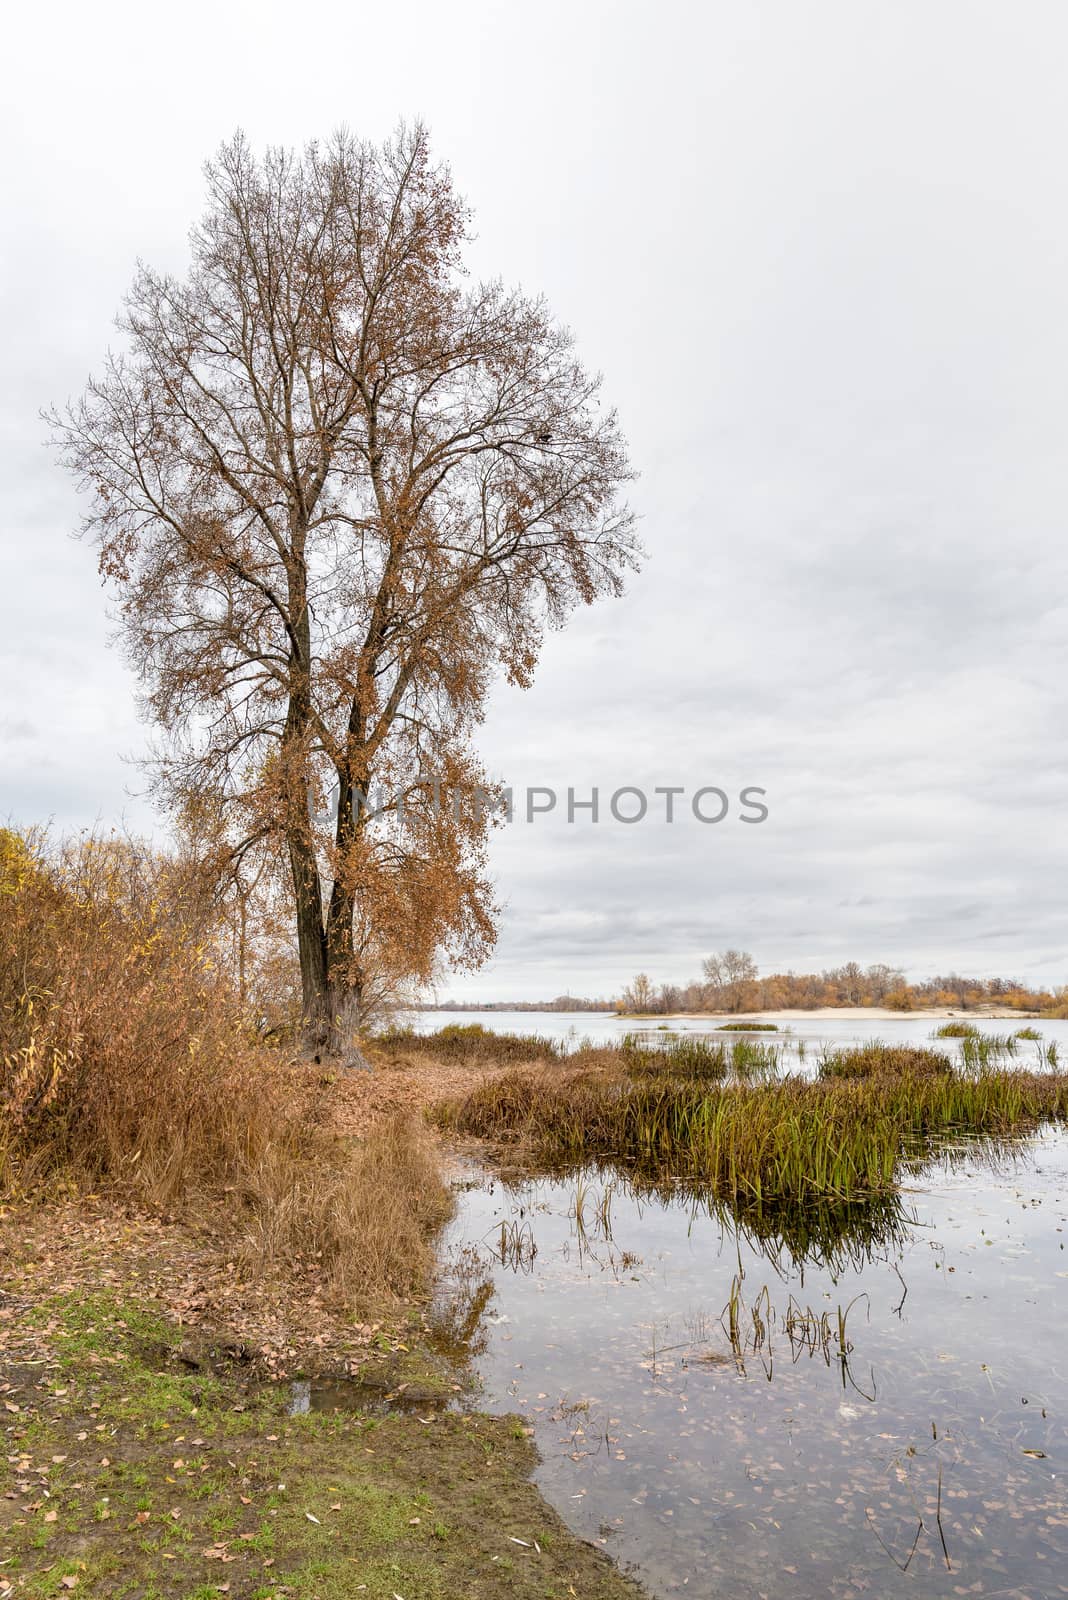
[411,1006,1068,1066]
[421,1010,1068,1598]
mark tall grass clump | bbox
[239,1113,452,1298]
[0,829,449,1301]
[819,1043,952,1080]
[730,1038,782,1080]
[0,828,262,1194]
[933,1021,980,1038]
[960,1032,1017,1072]
[374,1022,563,1064]
[621,1032,728,1080]
[718,1022,779,1032]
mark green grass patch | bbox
[0,1292,639,1600]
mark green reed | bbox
[730,1038,782,1080]
[620,1032,729,1080]
[437,1063,1068,1207]
[960,1032,1018,1071]
[819,1043,952,1079]
[718,1022,780,1032]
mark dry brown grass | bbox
[237,1112,453,1299]
[0,827,262,1196]
[373,1021,563,1066]
[0,828,451,1304]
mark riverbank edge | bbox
[0,1279,644,1599]
[0,1041,645,1599]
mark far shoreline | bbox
[420,1004,1047,1022]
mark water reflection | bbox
[436,1130,1068,1599]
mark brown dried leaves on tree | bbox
[52,123,638,1052]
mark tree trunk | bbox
[288,826,331,1052]
[282,763,369,1061]
[282,548,345,1058]
[321,769,365,1059]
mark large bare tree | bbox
[53,125,637,1054]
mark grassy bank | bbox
[0,841,645,1596]
[0,1291,639,1600]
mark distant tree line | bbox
[418,994,615,1013]
[616,952,1066,1015]
[428,955,1068,1016]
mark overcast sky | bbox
[4,1,1068,1000]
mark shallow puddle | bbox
[437,1128,1068,1598]
[288,1373,453,1416]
